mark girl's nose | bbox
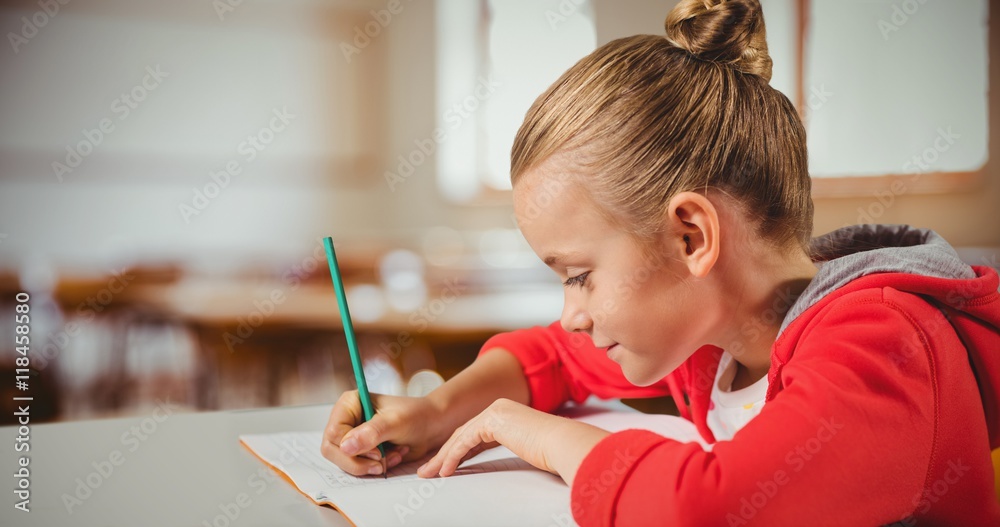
[560,295,593,334]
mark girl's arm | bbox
[417,322,685,486]
[423,347,531,444]
[477,322,676,414]
[327,321,674,477]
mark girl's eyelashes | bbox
[563,271,591,288]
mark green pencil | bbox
[323,236,387,478]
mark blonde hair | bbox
[511,0,813,252]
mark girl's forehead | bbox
[514,165,589,207]
[516,185,614,245]
[515,176,587,220]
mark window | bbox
[434,0,990,201]
[795,0,989,195]
[435,0,597,202]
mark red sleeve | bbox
[478,321,673,413]
[570,292,941,526]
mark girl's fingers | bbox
[437,432,482,477]
[444,442,494,473]
[323,390,364,446]
[384,446,409,469]
[387,445,410,468]
[417,431,458,477]
[417,454,440,477]
[320,438,389,476]
[418,421,490,478]
[419,453,447,477]
[361,443,409,464]
[322,393,387,472]
[362,444,410,466]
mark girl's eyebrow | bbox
[543,251,580,268]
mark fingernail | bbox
[368,464,383,476]
[399,446,410,457]
[341,437,359,455]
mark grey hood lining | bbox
[777,224,976,338]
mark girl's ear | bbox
[663,192,720,278]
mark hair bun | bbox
[664,0,772,82]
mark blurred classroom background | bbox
[0,0,996,423]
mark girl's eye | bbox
[563,271,591,288]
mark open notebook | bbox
[240,406,706,527]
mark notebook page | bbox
[240,409,702,526]
[239,431,538,495]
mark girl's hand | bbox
[320,390,446,476]
[416,398,610,486]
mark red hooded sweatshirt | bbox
[478,225,1000,526]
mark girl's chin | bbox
[616,357,661,387]
[615,349,677,387]
[621,368,659,387]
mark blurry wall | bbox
[1,0,995,278]
[0,0,395,275]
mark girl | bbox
[321,0,1000,524]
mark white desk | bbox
[0,404,352,526]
